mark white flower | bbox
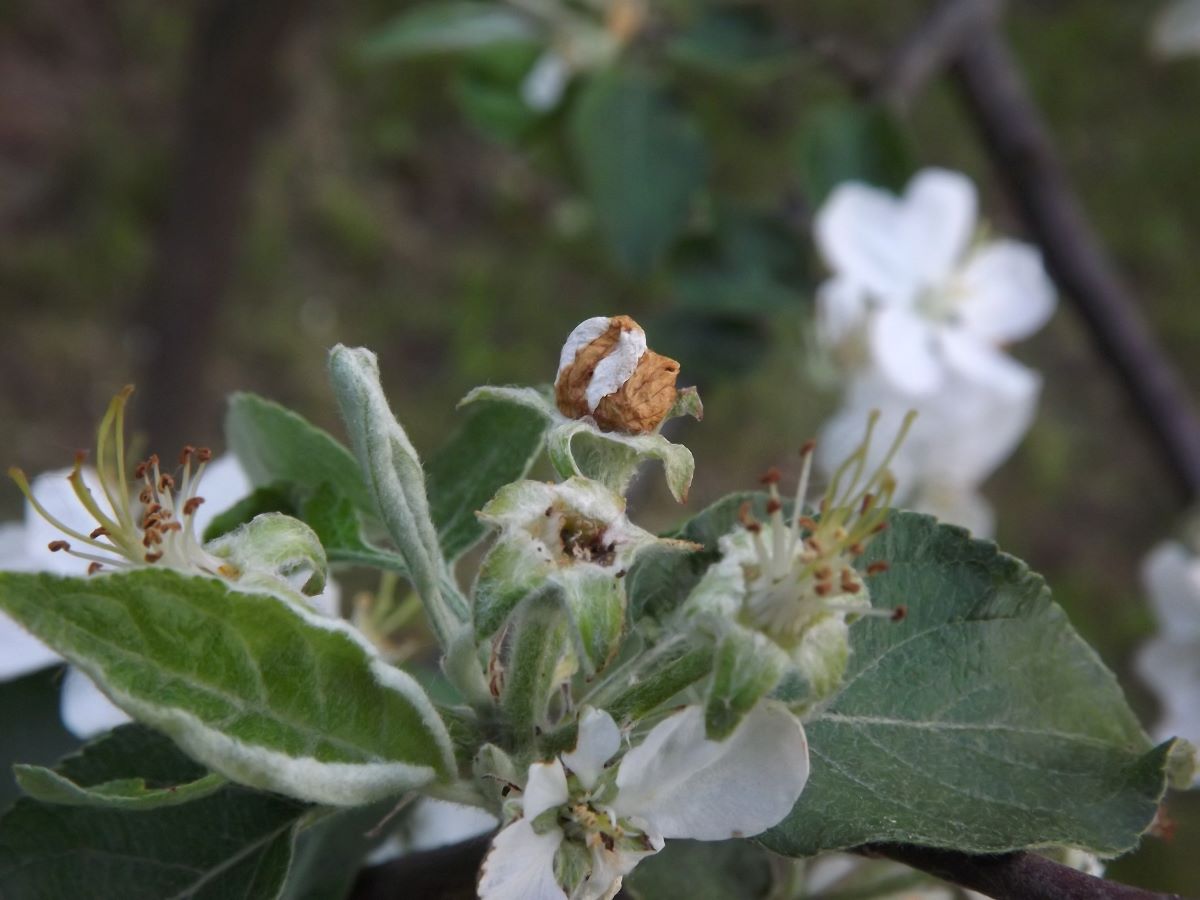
[1136,540,1200,784]
[479,703,808,900]
[0,454,261,737]
[814,168,1056,396]
[817,364,1040,538]
[1,388,341,738]
[1151,0,1200,58]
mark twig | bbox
[947,6,1200,502]
[862,843,1190,900]
[875,0,1002,111]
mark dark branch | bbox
[947,7,1200,502]
[862,843,1190,900]
[875,0,1001,111]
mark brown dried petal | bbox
[592,350,680,434]
[555,315,641,421]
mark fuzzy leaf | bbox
[329,345,468,645]
[431,392,550,561]
[362,2,539,62]
[0,569,456,806]
[571,68,708,273]
[0,725,308,899]
[760,513,1173,857]
[226,392,372,514]
[13,764,225,810]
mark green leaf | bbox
[580,634,714,731]
[570,68,708,273]
[460,385,697,502]
[625,838,775,900]
[328,345,468,645]
[0,569,456,806]
[760,513,1172,857]
[13,764,225,810]
[208,512,329,596]
[226,392,372,514]
[627,491,771,622]
[503,590,572,738]
[302,483,409,574]
[666,8,796,81]
[798,102,915,206]
[203,484,298,543]
[0,725,308,899]
[430,391,551,561]
[281,801,395,900]
[548,422,696,503]
[706,629,787,740]
[362,2,540,62]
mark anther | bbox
[800,439,817,456]
[890,605,908,622]
[860,493,875,514]
[766,498,782,515]
[183,497,205,516]
[135,461,148,479]
[815,582,832,597]
[74,450,88,465]
[196,447,212,463]
[179,445,195,465]
[798,516,819,531]
[866,561,890,576]
[759,467,782,486]
[144,551,163,563]
[87,562,102,576]
[158,473,175,492]
[90,526,109,539]
[138,486,153,503]
[48,540,70,552]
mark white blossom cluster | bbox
[812,168,1057,537]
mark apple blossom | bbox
[814,168,1056,397]
[478,703,808,900]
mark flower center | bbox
[9,386,237,579]
[736,411,912,644]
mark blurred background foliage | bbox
[1,0,1197,891]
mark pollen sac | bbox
[555,315,680,435]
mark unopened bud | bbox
[554,315,680,435]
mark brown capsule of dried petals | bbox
[554,315,680,435]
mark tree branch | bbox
[862,843,1189,900]
[945,4,1200,502]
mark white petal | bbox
[522,51,571,111]
[957,240,1056,344]
[561,707,621,791]
[0,611,61,680]
[613,703,808,840]
[585,327,647,411]
[478,819,567,900]
[901,169,978,284]
[60,666,131,738]
[403,798,498,853]
[1151,0,1200,58]
[911,482,995,538]
[308,577,342,618]
[919,366,1039,484]
[869,306,943,395]
[815,277,869,350]
[1141,543,1200,639]
[524,759,570,819]
[0,521,35,571]
[815,183,920,304]
[25,468,114,576]
[1136,637,1200,755]
[578,841,660,900]
[938,329,1040,399]
[191,455,251,535]
[557,317,612,378]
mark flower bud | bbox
[555,315,680,435]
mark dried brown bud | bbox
[554,315,680,435]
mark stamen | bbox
[866,561,889,576]
[183,496,204,516]
[90,526,109,539]
[87,562,102,576]
[8,468,119,553]
[48,540,70,552]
